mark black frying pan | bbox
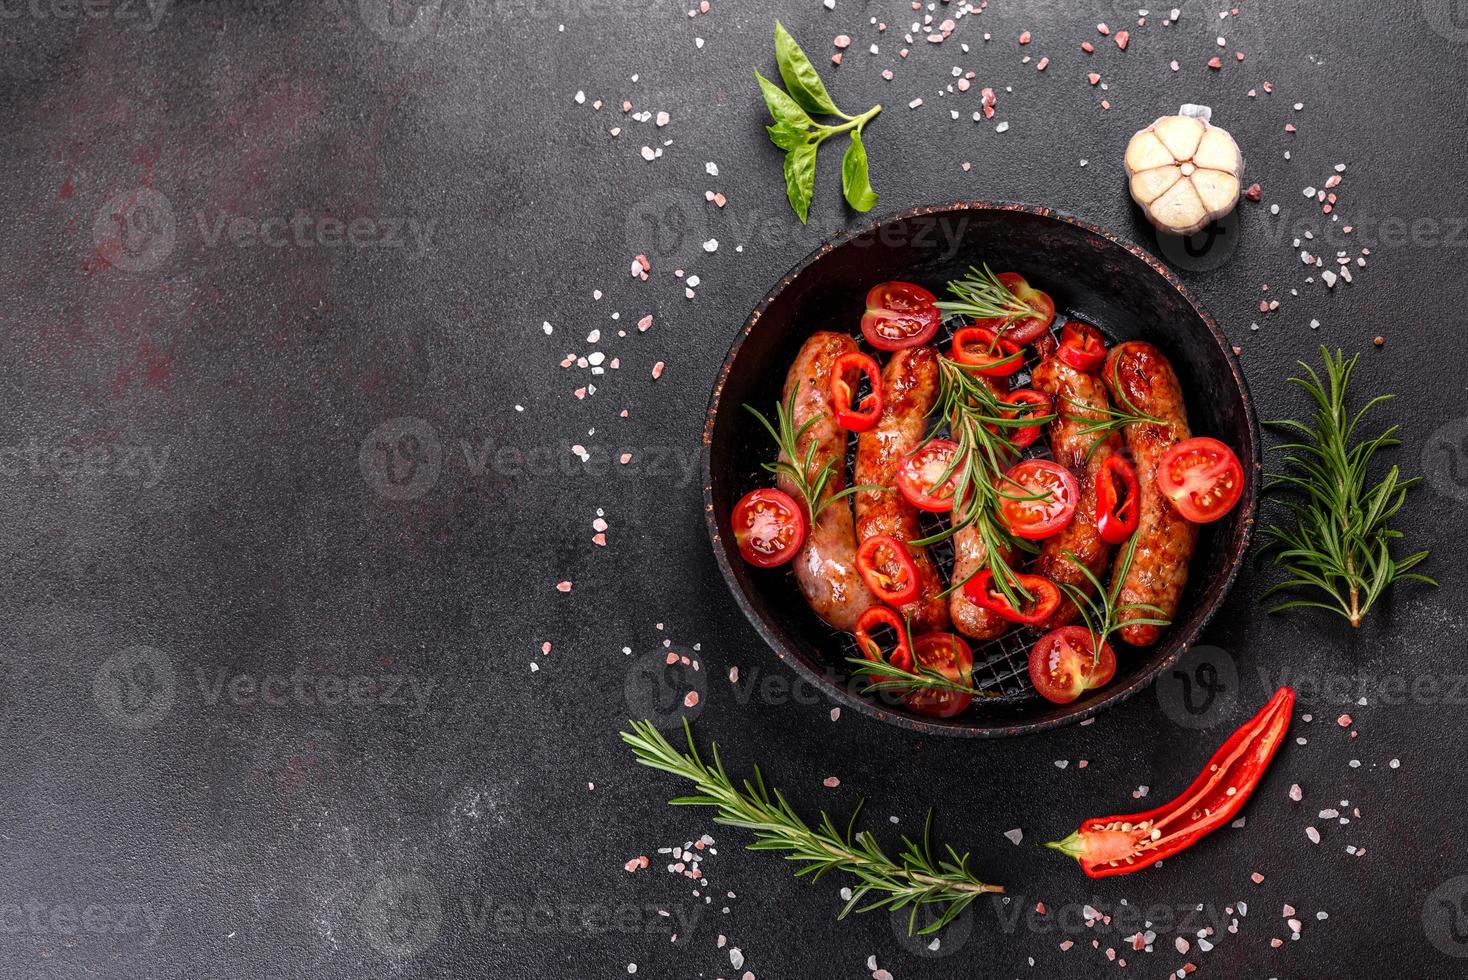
[702,203,1260,737]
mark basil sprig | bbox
[755,21,882,222]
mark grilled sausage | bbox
[1031,327,1122,630]
[854,346,950,633]
[949,374,1014,641]
[1102,341,1198,646]
[778,333,878,631]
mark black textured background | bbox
[3,1,1467,978]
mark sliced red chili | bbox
[830,352,883,432]
[1095,454,1141,544]
[855,534,921,607]
[1046,687,1296,877]
[951,326,1023,377]
[963,570,1061,625]
[854,605,914,678]
[1056,321,1107,373]
[998,389,1053,449]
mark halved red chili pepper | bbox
[1095,454,1140,544]
[998,389,1053,449]
[1046,687,1295,878]
[855,534,920,607]
[830,352,883,432]
[1056,321,1107,373]
[962,570,1062,625]
[951,326,1023,377]
[854,605,913,675]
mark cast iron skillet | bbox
[702,202,1260,737]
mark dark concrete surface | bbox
[2,1,1467,977]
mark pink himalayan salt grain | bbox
[834,34,851,49]
[823,776,840,788]
[1088,72,1100,85]
[683,691,700,708]
[1251,872,1265,884]
[1208,56,1222,69]
[541,641,552,654]
[619,452,632,464]
[1036,56,1049,70]
[1337,714,1352,727]
[1097,22,1110,35]
[1081,41,1094,53]
[1115,30,1129,49]
[831,52,842,65]
[637,314,653,331]
[556,581,572,592]
[1019,30,1031,44]
[592,533,607,546]
[652,361,665,379]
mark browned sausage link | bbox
[1030,350,1122,630]
[854,346,951,633]
[1102,341,1198,646]
[778,332,878,632]
[949,374,1012,640]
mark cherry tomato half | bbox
[1157,437,1245,523]
[1056,321,1107,373]
[998,459,1079,540]
[856,534,921,607]
[1095,454,1140,544]
[972,272,1056,345]
[1028,626,1117,704]
[861,281,941,351]
[831,352,883,432]
[731,488,806,567]
[951,326,1023,377]
[904,633,975,718]
[896,439,962,513]
[962,570,1062,625]
[999,389,1054,449]
[854,605,913,679]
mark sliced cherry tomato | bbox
[896,439,962,512]
[1157,437,1245,523]
[1056,321,1107,373]
[951,326,1023,377]
[830,351,883,432]
[854,605,913,678]
[856,534,921,607]
[731,488,806,567]
[997,459,1079,540]
[861,281,941,351]
[972,272,1056,345]
[1028,626,1117,704]
[999,389,1053,449]
[1095,455,1141,545]
[962,570,1062,625]
[904,633,974,718]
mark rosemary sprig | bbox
[934,264,1043,329]
[621,718,1004,934]
[1260,347,1435,627]
[1057,534,1171,661]
[745,384,883,521]
[908,354,1054,608]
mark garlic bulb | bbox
[1125,110,1244,236]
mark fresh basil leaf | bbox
[783,142,818,224]
[754,69,815,130]
[767,120,817,151]
[841,130,878,212]
[774,20,841,117]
